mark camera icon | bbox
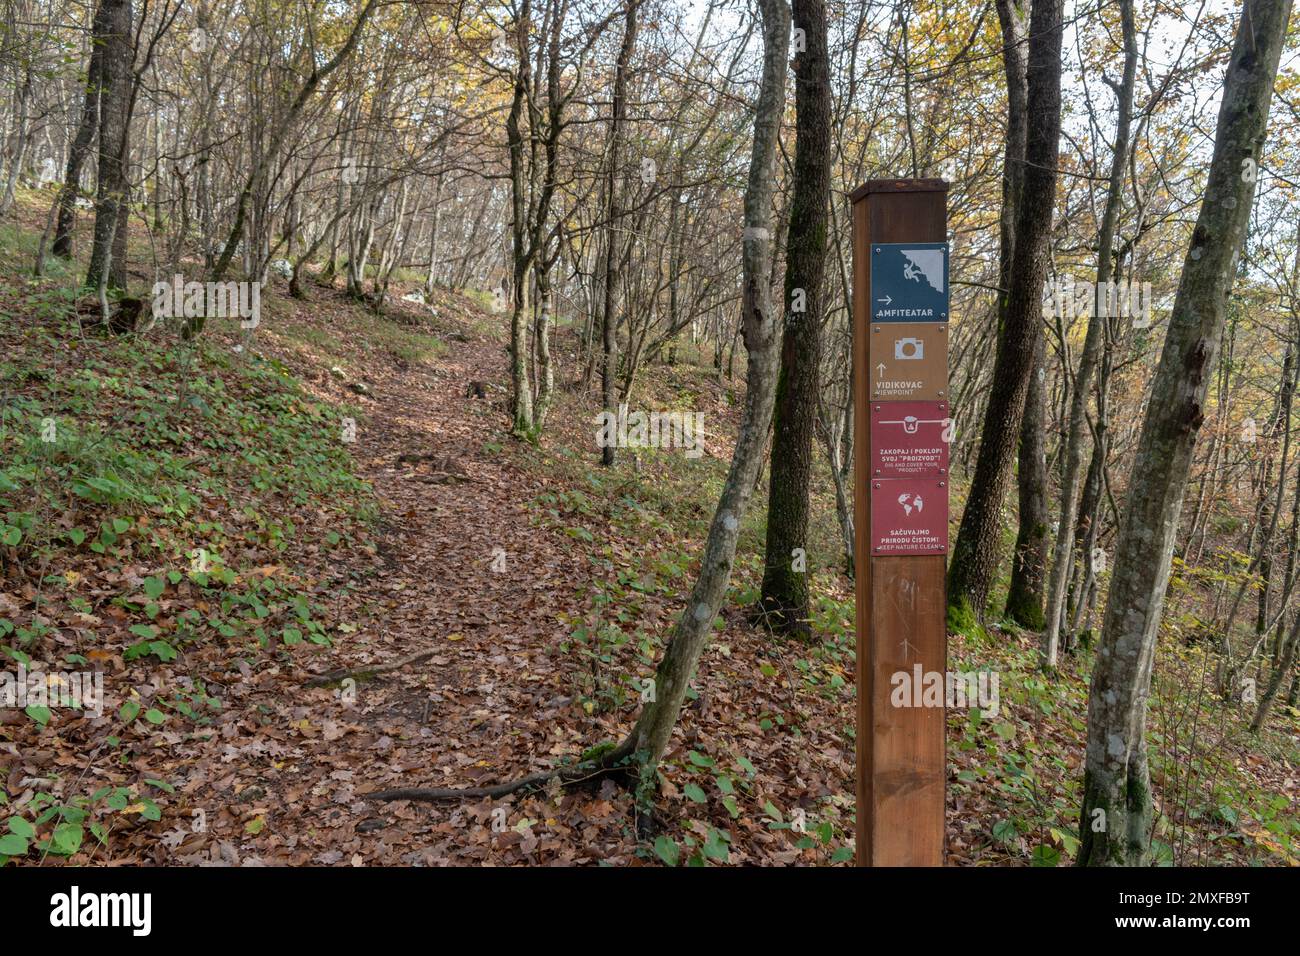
[895,337,924,360]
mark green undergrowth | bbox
[0,275,376,683]
[0,260,381,864]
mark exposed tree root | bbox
[367,738,637,803]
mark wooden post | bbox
[851,179,949,866]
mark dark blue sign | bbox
[870,242,949,322]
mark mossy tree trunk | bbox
[998,0,1042,631]
[1079,0,1293,866]
[1006,335,1049,629]
[947,0,1063,618]
[759,0,831,637]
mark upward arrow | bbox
[876,362,887,376]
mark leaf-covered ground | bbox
[0,198,1295,866]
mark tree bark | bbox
[996,0,1044,629]
[1006,335,1050,627]
[599,1,639,464]
[51,0,111,259]
[83,0,133,292]
[759,0,831,636]
[1079,0,1293,866]
[947,0,1063,618]
[614,0,789,777]
[1042,0,1137,665]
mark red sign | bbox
[870,401,949,479]
[870,478,948,555]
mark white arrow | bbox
[876,294,893,305]
[876,362,887,376]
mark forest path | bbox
[160,301,642,865]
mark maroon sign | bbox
[870,478,948,555]
[870,401,949,479]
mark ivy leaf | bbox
[682,783,707,804]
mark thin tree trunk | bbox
[1042,0,1137,665]
[613,0,789,778]
[599,1,639,464]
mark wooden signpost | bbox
[851,179,948,866]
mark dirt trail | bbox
[161,307,643,865]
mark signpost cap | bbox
[849,178,949,203]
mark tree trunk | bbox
[51,0,111,259]
[613,0,789,778]
[1042,0,1136,665]
[533,257,556,429]
[1079,0,1292,866]
[599,1,639,465]
[995,0,1043,629]
[947,0,1063,618]
[759,0,831,636]
[83,0,133,293]
[1006,335,1050,627]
